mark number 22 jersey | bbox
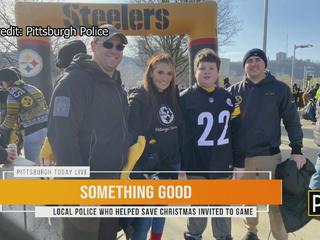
[179,84,244,179]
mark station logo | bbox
[308,190,320,216]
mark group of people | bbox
[0,23,313,240]
[292,83,320,109]
[48,24,307,240]
[0,40,88,166]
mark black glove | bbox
[141,153,161,172]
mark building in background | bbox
[276,51,287,63]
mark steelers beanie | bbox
[242,48,267,68]
[0,68,20,82]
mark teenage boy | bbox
[180,48,244,240]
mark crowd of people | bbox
[0,24,318,240]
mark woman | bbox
[128,53,182,240]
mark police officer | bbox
[47,24,129,240]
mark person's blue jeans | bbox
[131,163,180,239]
[132,217,165,240]
[23,127,47,162]
[310,160,320,190]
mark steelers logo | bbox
[21,96,33,107]
[235,95,242,105]
[19,49,43,78]
[158,105,174,125]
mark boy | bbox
[180,49,244,240]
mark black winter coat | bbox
[228,73,303,156]
[48,54,128,179]
[128,87,181,178]
[275,159,315,232]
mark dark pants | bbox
[63,218,119,240]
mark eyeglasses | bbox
[101,41,125,51]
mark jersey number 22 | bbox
[197,111,230,146]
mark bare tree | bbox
[132,0,241,86]
[0,0,17,66]
[136,35,189,84]
[217,0,241,46]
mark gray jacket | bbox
[48,54,128,179]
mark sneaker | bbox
[242,232,259,240]
[183,231,201,240]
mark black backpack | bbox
[302,99,316,122]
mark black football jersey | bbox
[180,84,242,178]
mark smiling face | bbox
[244,56,266,82]
[91,36,124,77]
[151,62,174,92]
[195,61,219,88]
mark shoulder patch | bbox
[53,96,70,117]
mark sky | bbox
[57,0,319,62]
[219,0,319,62]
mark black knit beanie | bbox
[0,68,20,82]
[242,48,267,68]
[56,40,87,68]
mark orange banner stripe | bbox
[0,180,281,205]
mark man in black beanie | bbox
[242,48,268,68]
[40,40,88,166]
[56,40,87,69]
[228,48,306,240]
[55,40,87,85]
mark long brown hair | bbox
[143,52,179,116]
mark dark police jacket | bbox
[47,55,128,179]
[228,72,303,157]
